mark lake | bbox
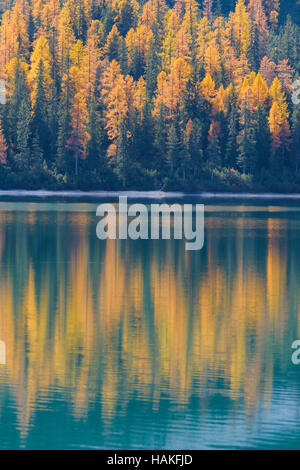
[0,197,300,449]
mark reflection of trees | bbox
[0,208,298,441]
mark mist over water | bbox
[0,200,300,449]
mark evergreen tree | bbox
[145,41,159,99]
[6,61,30,152]
[86,93,109,183]
[291,105,300,173]
[134,102,155,171]
[254,105,270,173]
[16,98,31,171]
[154,103,168,178]
[166,122,187,186]
[116,118,131,188]
[237,106,257,174]
[48,82,59,167]
[0,121,8,167]
[56,82,72,176]
[207,123,222,181]
[225,112,238,169]
[185,118,203,179]
[31,61,50,163]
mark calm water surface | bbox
[0,199,300,449]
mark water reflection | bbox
[0,203,300,449]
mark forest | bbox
[0,0,299,191]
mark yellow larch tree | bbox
[31,0,44,21]
[230,0,251,55]
[40,0,61,40]
[268,77,290,156]
[176,27,191,61]
[81,20,103,96]
[101,60,129,141]
[232,54,250,88]
[268,100,290,154]
[160,10,181,70]
[0,11,14,76]
[0,0,29,76]
[70,40,86,67]
[196,16,213,59]
[269,77,288,118]
[67,89,90,174]
[200,73,217,104]
[161,29,177,71]
[269,101,282,151]
[204,43,221,79]
[57,4,76,72]
[102,59,123,102]
[104,79,128,140]
[28,36,53,102]
[251,72,268,107]
[165,57,191,117]
[10,0,30,56]
[66,65,90,173]
[268,77,290,154]
[5,57,29,98]
[182,0,199,41]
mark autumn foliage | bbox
[0,0,299,190]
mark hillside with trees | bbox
[0,0,299,191]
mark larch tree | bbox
[251,72,268,108]
[248,0,269,58]
[67,89,90,176]
[259,56,276,85]
[269,99,290,168]
[230,0,251,56]
[182,0,199,43]
[57,4,76,73]
[0,0,299,190]
[28,36,53,103]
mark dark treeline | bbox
[0,0,299,191]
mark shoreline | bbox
[0,189,300,199]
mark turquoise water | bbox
[0,199,300,449]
